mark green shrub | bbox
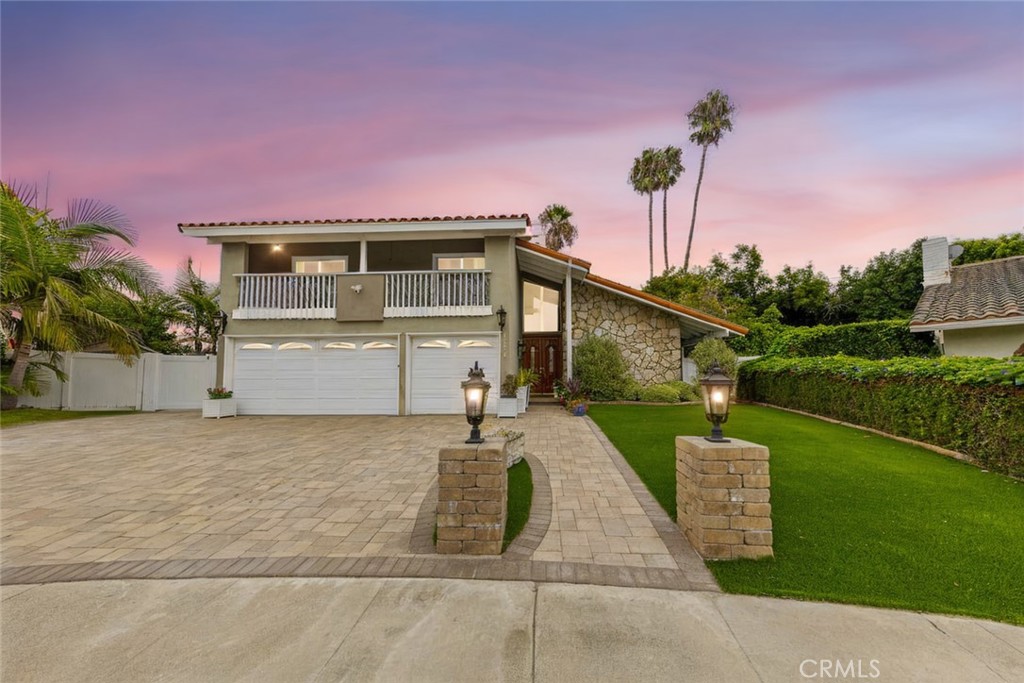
[661,380,700,401]
[573,335,634,400]
[766,320,938,359]
[739,355,1024,476]
[689,338,739,379]
[639,384,683,403]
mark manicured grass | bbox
[0,407,135,428]
[589,403,1024,625]
[504,458,534,551]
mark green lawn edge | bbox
[0,408,136,428]
[589,403,1024,626]
[503,459,533,551]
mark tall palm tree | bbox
[654,146,684,272]
[629,148,660,280]
[683,89,736,273]
[173,258,222,355]
[537,203,579,252]
[0,182,156,409]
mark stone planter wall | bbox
[571,282,681,385]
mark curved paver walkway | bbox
[1,407,715,591]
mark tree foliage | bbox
[628,148,660,280]
[0,182,156,408]
[537,203,578,252]
[174,258,221,354]
[952,233,1024,265]
[684,88,735,273]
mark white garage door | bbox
[232,338,399,415]
[410,335,501,414]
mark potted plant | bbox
[514,367,539,413]
[486,426,526,467]
[567,398,588,416]
[203,387,236,419]
[497,374,519,418]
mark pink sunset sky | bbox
[3,1,1022,290]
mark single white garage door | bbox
[410,335,501,414]
[232,338,399,415]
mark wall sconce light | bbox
[217,310,229,335]
[699,361,733,442]
[272,244,283,252]
[496,305,507,331]
[351,284,363,294]
[517,338,526,359]
[461,361,491,444]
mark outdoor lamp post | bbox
[699,361,733,443]
[461,361,491,444]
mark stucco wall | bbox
[571,281,681,384]
[942,324,1024,358]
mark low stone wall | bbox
[436,442,507,555]
[676,436,773,560]
[571,281,681,385]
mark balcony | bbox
[233,271,491,320]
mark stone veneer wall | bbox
[571,281,681,385]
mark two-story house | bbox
[180,214,746,415]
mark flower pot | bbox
[516,386,529,414]
[571,403,587,417]
[497,397,518,418]
[203,398,236,419]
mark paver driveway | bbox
[1,407,715,590]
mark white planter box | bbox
[505,435,525,468]
[516,386,529,414]
[497,397,518,418]
[203,398,236,419]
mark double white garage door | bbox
[230,335,499,415]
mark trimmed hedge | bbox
[739,356,1024,476]
[573,334,634,401]
[767,321,938,360]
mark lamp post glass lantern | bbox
[699,360,733,442]
[461,362,491,444]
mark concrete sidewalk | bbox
[3,578,1022,682]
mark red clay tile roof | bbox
[515,237,593,269]
[584,273,749,335]
[178,214,531,230]
[911,256,1024,327]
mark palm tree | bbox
[629,148,660,280]
[537,203,578,252]
[653,146,684,273]
[173,258,221,354]
[683,89,736,273]
[0,182,156,409]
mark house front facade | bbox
[180,214,746,415]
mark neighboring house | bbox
[179,214,746,415]
[910,236,1024,358]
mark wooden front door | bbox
[522,335,562,393]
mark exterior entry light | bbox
[461,361,491,444]
[699,361,733,443]
[496,305,507,331]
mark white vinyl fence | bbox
[18,352,216,411]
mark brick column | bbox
[676,436,773,560]
[436,442,507,555]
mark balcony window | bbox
[293,256,348,273]
[434,253,485,270]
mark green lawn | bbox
[0,407,135,428]
[589,403,1024,625]
[504,458,533,551]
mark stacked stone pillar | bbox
[676,436,773,560]
[436,442,507,555]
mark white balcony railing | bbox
[234,273,336,320]
[384,270,490,318]
[233,270,491,320]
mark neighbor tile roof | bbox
[910,256,1024,327]
[178,214,531,230]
